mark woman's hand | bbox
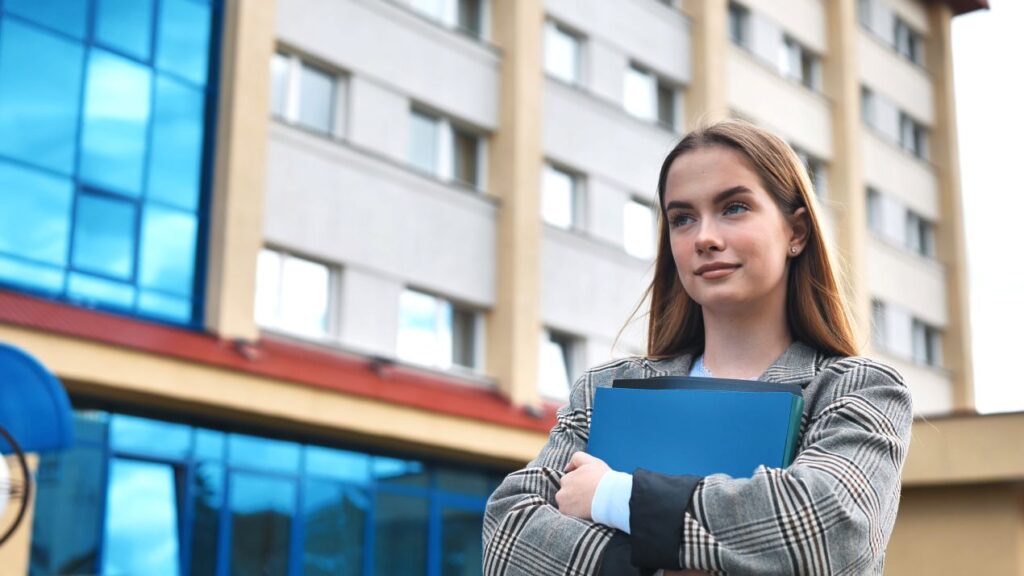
[556,451,611,520]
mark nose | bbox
[694,218,724,255]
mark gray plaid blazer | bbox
[483,341,913,575]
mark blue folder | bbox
[587,377,804,478]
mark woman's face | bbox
[662,146,804,315]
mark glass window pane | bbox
[138,289,192,322]
[95,0,155,61]
[190,463,223,576]
[657,83,675,128]
[0,20,85,174]
[544,23,579,84]
[442,507,484,576]
[397,290,453,368]
[373,457,428,488]
[409,111,439,175]
[228,434,301,473]
[156,0,212,85]
[0,159,74,266]
[255,248,283,328]
[148,75,205,211]
[542,165,575,229]
[71,194,137,280]
[298,63,334,134]
[437,468,490,497]
[102,459,182,576]
[80,49,153,197]
[5,0,89,39]
[30,441,106,574]
[110,414,191,459]
[624,66,655,120]
[278,254,330,338]
[457,0,482,37]
[452,130,478,188]
[624,200,655,259]
[138,205,198,297]
[0,254,64,294]
[410,0,445,21]
[305,445,372,485]
[374,493,428,575]
[451,307,476,369]
[304,480,368,576]
[68,271,136,309]
[230,473,295,576]
[270,53,289,118]
[195,428,226,461]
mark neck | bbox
[700,298,793,380]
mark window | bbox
[779,36,821,91]
[407,0,486,38]
[544,20,582,85]
[624,64,677,129]
[871,299,887,350]
[269,52,337,135]
[899,112,928,160]
[912,319,942,367]
[894,18,924,66]
[794,148,827,198]
[0,3,216,326]
[539,329,581,399]
[408,109,484,190]
[728,2,750,48]
[860,86,876,127]
[624,199,656,259]
[542,163,582,230]
[857,0,873,29]
[255,248,333,340]
[397,289,480,371]
[866,187,883,234]
[905,211,936,258]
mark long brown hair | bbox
[629,120,858,360]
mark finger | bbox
[564,451,589,472]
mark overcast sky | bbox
[951,0,1024,413]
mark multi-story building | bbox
[3,0,1020,574]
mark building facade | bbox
[0,0,1001,574]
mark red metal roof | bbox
[0,290,558,433]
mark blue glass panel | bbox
[374,493,428,575]
[80,49,153,197]
[138,205,197,297]
[147,75,204,211]
[373,456,428,488]
[228,434,301,473]
[304,480,368,576]
[191,463,223,576]
[95,0,155,61]
[67,271,136,309]
[30,442,106,574]
[194,428,225,460]
[0,20,84,174]
[0,159,74,265]
[437,468,491,497]
[71,194,137,280]
[442,507,484,576]
[73,410,111,444]
[156,0,212,86]
[102,459,182,576]
[305,446,371,485]
[0,255,64,294]
[5,0,89,39]
[138,289,192,323]
[110,414,191,459]
[230,473,295,576]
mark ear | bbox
[787,207,810,253]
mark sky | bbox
[951,0,1024,413]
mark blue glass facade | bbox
[0,0,218,325]
[31,409,500,575]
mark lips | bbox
[695,263,740,276]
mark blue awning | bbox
[0,342,74,454]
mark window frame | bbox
[396,288,484,372]
[254,247,337,341]
[728,2,751,48]
[270,50,343,137]
[544,19,584,86]
[408,107,486,191]
[541,162,585,231]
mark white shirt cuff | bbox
[591,470,633,534]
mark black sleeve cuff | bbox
[598,532,658,576]
[629,469,703,569]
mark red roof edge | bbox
[0,290,559,433]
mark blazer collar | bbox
[644,340,821,388]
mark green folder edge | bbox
[782,394,804,467]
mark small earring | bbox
[790,246,798,255]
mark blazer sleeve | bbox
[629,358,914,574]
[482,368,647,576]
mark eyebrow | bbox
[664,186,754,211]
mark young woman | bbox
[483,120,913,575]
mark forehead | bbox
[663,146,765,205]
